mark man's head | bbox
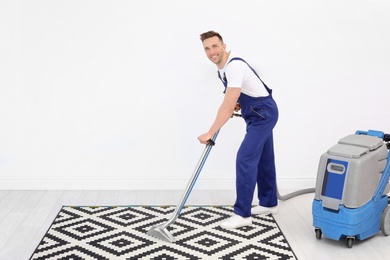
[200,31,224,43]
[200,31,228,69]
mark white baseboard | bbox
[0,177,316,190]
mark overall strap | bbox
[218,57,272,94]
[217,71,228,93]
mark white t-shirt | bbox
[218,51,269,97]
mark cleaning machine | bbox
[312,130,390,248]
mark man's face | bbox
[202,36,227,68]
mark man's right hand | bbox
[234,102,241,112]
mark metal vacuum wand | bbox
[147,130,219,243]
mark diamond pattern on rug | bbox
[30,206,297,260]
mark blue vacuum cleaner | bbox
[312,130,390,248]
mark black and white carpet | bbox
[30,206,297,259]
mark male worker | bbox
[198,31,279,229]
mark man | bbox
[198,31,279,229]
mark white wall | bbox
[1,0,389,190]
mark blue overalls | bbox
[219,58,279,218]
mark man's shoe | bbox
[252,205,278,215]
[220,214,252,229]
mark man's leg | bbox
[234,129,268,217]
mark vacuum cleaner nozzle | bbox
[147,225,175,243]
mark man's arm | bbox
[198,87,241,144]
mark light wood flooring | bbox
[0,189,389,259]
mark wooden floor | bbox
[0,190,389,260]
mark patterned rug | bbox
[30,206,297,260]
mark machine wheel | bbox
[315,228,322,239]
[346,236,355,248]
[380,206,390,236]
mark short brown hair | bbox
[200,31,224,43]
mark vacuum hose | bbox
[277,186,315,201]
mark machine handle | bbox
[356,130,390,141]
[206,139,215,146]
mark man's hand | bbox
[234,102,241,112]
[198,132,213,144]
